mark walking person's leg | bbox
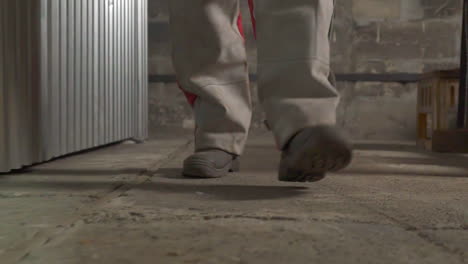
[253,0,353,182]
[169,0,252,178]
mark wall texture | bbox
[147,0,463,140]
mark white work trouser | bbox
[169,0,338,155]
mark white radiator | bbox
[0,0,148,172]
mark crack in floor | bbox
[321,183,467,263]
[1,139,194,264]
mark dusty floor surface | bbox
[1,130,468,264]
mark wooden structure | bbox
[417,70,468,152]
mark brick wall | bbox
[148,0,463,140]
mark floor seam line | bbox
[321,183,467,262]
[2,138,193,264]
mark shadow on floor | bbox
[0,179,309,201]
[7,153,468,181]
[353,142,420,152]
[2,142,467,199]
[20,168,145,176]
[1,163,466,202]
[141,182,309,201]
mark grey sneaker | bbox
[279,126,353,182]
[183,149,240,178]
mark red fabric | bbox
[248,0,257,38]
[178,81,197,106]
[237,14,245,38]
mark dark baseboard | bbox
[148,73,422,84]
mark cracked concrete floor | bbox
[1,130,468,264]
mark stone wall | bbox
[148,0,463,140]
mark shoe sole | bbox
[279,129,353,182]
[183,158,240,178]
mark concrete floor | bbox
[1,130,468,264]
